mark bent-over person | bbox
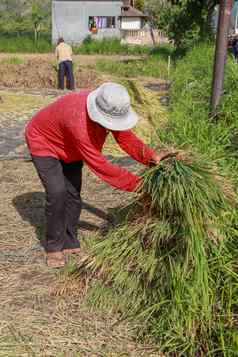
[25,82,178,268]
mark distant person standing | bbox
[55,37,75,90]
[231,37,238,61]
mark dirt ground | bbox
[0,158,165,356]
[0,112,160,357]
[0,99,159,355]
[0,54,143,90]
[0,53,165,356]
[0,57,101,90]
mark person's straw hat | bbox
[87,82,138,131]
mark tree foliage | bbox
[135,0,145,11]
[144,0,219,49]
[31,2,50,41]
[0,0,50,37]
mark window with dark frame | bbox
[89,16,116,30]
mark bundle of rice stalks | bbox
[77,154,238,355]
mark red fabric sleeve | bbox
[75,138,141,192]
[112,130,156,166]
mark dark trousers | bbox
[58,60,75,90]
[232,48,238,60]
[31,156,83,253]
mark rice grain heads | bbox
[78,154,238,355]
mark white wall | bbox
[52,0,122,43]
[121,17,142,30]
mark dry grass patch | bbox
[0,90,53,115]
[0,159,160,356]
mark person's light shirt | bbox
[55,42,73,63]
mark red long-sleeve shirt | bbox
[25,90,156,192]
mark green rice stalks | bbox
[78,155,238,355]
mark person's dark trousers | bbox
[31,156,83,253]
[65,60,75,90]
[232,48,237,60]
[58,60,75,90]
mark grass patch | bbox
[73,37,152,55]
[0,33,174,58]
[158,43,238,185]
[90,44,174,79]
[93,55,171,79]
[0,33,52,53]
[0,56,24,65]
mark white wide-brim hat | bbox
[87,82,138,131]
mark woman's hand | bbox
[152,150,184,164]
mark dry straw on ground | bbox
[0,160,161,356]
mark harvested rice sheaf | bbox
[79,154,238,354]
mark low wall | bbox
[120,29,169,45]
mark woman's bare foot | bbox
[46,251,66,268]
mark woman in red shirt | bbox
[25,82,177,268]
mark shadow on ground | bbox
[12,192,112,243]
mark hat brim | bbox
[87,87,138,131]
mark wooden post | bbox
[167,55,171,78]
[211,0,233,114]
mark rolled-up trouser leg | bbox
[31,156,67,252]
